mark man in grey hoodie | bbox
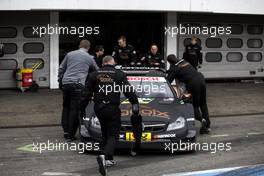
[58,40,99,141]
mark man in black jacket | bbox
[139,44,165,68]
[93,45,104,68]
[86,55,139,176]
[112,36,137,66]
[166,54,210,135]
[183,36,202,70]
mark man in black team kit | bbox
[93,45,104,68]
[166,54,210,134]
[183,36,203,70]
[86,56,139,176]
[138,44,165,68]
[112,36,137,66]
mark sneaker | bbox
[130,150,137,156]
[105,160,117,167]
[97,155,107,176]
[200,119,210,134]
[130,143,140,156]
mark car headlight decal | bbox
[167,116,186,131]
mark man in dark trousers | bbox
[112,36,137,66]
[86,55,139,176]
[166,54,210,134]
[58,40,99,142]
[183,36,203,70]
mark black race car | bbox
[79,67,196,151]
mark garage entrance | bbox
[59,12,165,64]
[0,12,50,89]
[178,13,264,79]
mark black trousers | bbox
[94,104,121,160]
[80,88,90,119]
[186,77,210,128]
[61,83,84,138]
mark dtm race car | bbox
[79,67,196,151]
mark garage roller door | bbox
[0,12,50,88]
[178,14,264,79]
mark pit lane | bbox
[0,114,263,176]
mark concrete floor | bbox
[0,114,263,176]
[0,82,264,127]
[0,82,264,175]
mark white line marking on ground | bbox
[210,134,230,138]
[162,163,264,176]
[248,132,264,135]
[42,172,80,176]
[162,166,241,176]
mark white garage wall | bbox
[49,12,59,89]
[165,12,178,70]
[0,0,264,15]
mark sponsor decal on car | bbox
[154,134,176,139]
[122,98,154,104]
[127,76,166,82]
[125,132,152,141]
[121,105,169,119]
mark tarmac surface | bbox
[0,82,264,176]
[0,82,264,127]
[0,114,263,176]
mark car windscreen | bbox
[122,76,174,98]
